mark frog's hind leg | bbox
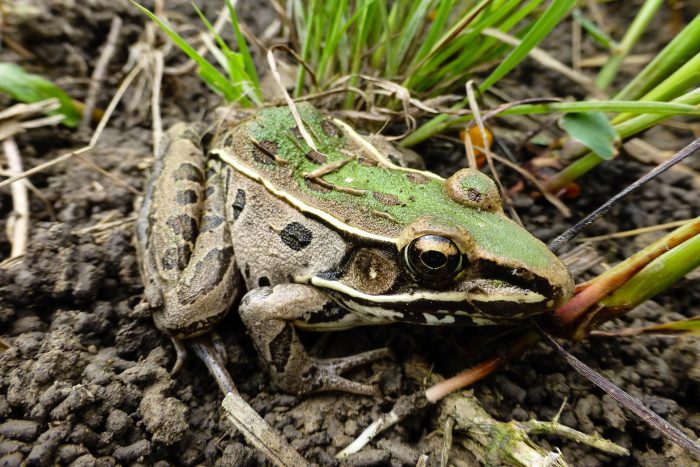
[239,284,391,396]
[136,124,241,369]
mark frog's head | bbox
[312,169,574,325]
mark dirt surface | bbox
[1,1,699,466]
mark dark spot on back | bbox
[258,276,271,287]
[167,214,198,243]
[176,189,199,205]
[206,167,217,179]
[406,173,429,184]
[289,126,302,139]
[244,263,250,279]
[358,156,378,167]
[270,326,293,373]
[205,186,215,198]
[304,178,331,193]
[201,215,224,232]
[251,140,278,164]
[172,163,204,183]
[305,150,327,164]
[224,134,235,147]
[321,120,342,138]
[373,191,401,206]
[279,222,313,251]
[232,189,246,220]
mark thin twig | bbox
[80,16,123,130]
[151,50,164,158]
[3,137,29,258]
[577,219,693,243]
[548,137,700,251]
[539,326,700,459]
[488,152,571,217]
[267,46,318,151]
[481,28,604,98]
[164,5,230,75]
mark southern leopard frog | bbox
[136,103,573,395]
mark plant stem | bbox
[595,0,664,90]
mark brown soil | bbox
[1,1,698,466]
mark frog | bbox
[135,103,574,396]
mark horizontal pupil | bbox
[421,250,447,269]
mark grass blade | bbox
[596,0,664,90]
[0,63,81,127]
[131,1,242,103]
[479,0,576,93]
[615,14,700,100]
[226,0,262,98]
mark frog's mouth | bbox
[308,275,554,326]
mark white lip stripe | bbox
[308,276,545,304]
[214,148,397,244]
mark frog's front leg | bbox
[137,123,241,342]
[239,284,390,396]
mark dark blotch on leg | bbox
[172,162,204,183]
[176,189,199,205]
[269,326,293,373]
[201,215,224,232]
[177,246,234,306]
[232,189,246,220]
[167,214,199,243]
[279,222,313,251]
[161,244,192,271]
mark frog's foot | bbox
[302,348,391,396]
[239,284,392,396]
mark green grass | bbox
[131,0,262,107]
[134,0,700,190]
[0,63,82,127]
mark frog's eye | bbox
[405,235,463,281]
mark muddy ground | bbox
[0,1,699,465]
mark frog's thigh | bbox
[238,284,365,391]
[143,125,241,337]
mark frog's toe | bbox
[310,369,381,396]
[170,337,188,375]
[210,332,228,364]
[321,348,391,373]
[304,348,391,396]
